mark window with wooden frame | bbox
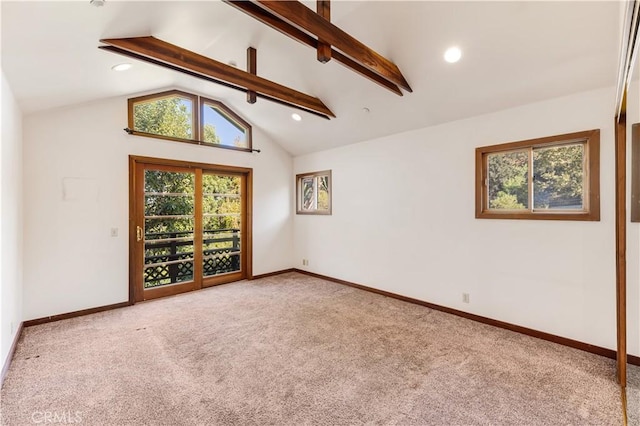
[200,97,252,149]
[128,90,253,152]
[475,129,600,221]
[296,170,332,215]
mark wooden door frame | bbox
[615,113,627,387]
[129,155,253,303]
[614,0,639,389]
[133,162,200,302]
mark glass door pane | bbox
[202,173,242,278]
[143,169,195,289]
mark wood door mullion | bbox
[242,173,251,278]
[134,164,146,302]
[194,168,204,289]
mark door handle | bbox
[136,226,143,242]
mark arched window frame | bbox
[127,89,253,152]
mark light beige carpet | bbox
[0,272,623,425]
[629,363,640,425]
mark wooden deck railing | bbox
[143,228,240,288]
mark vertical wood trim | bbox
[528,146,534,209]
[134,161,146,302]
[316,1,331,63]
[247,47,257,104]
[475,148,484,217]
[615,114,627,387]
[194,169,204,288]
[192,93,200,141]
[632,124,640,222]
[245,169,254,278]
[127,98,135,131]
[588,130,601,221]
[128,157,137,304]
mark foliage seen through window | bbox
[476,130,599,221]
[297,171,331,215]
[128,90,252,151]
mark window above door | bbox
[128,90,253,152]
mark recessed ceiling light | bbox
[111,63,132,71]
[291,113,302,121]
[444,46,462,63]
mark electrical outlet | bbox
[302,259,309,266]
[462,293,470,303]
[110,227,118,237]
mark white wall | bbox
[294,86,628,352]
[1,70,24,366]
[23,93,293,320]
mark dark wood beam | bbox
[247,47,257,104]
[316,1,331,63]
[99,36,335,119]
[255,1,412,92]
[100,45,329,119]
[223,0,402,96]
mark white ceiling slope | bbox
[1,1,620,156]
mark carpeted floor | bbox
[0,272,623,425]
[629,363,640,425]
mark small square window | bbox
[296,170,332,215]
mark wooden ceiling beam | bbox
[316,1,331,64]
[99,36,335,119]
[223,0,402,96]
[255,1,412,92]
[246,47,257,104]
[100,45,331,119]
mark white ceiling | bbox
[1,1,621,156]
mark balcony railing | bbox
[143,228,240,288]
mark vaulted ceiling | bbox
[1,1,621,156]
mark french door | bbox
[130,157,252,302]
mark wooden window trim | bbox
[200,96,253,150]
[475,129,600,221]
[127,90,253,153]
[296,170,332,215]
[128,89,199,140]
